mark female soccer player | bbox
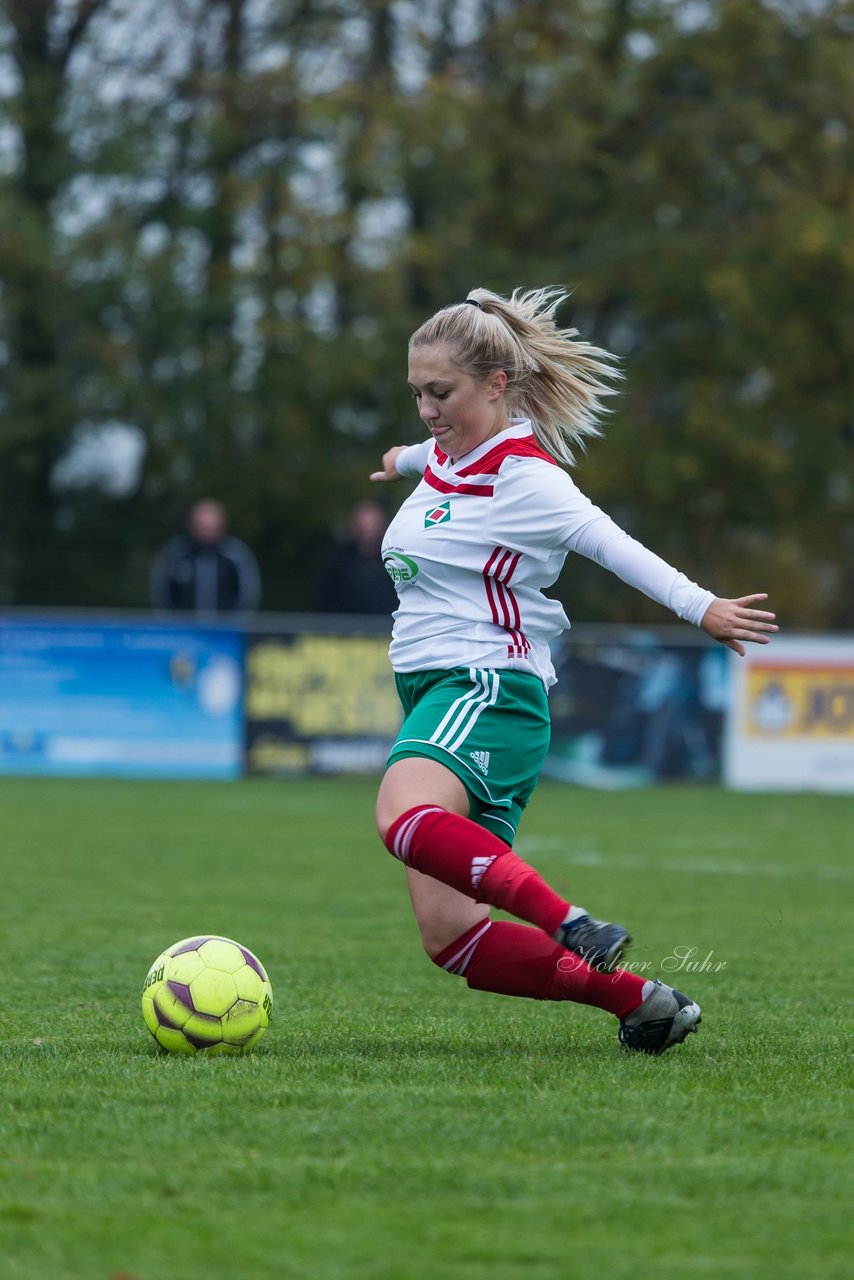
[370,287,777,1053]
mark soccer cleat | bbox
[618,979,702,1054]
[554,912,631,973]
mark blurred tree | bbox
[0,0,850,622]
[374,0,854,625]
[573,0,854,628]
[0,0,107,602]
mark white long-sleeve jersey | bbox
[381,420,715,688]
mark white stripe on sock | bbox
[392,806,444,863]
[442,920,493,974]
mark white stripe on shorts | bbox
[430,668,499,754]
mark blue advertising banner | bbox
[0,617,244,778]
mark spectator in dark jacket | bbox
[150,499,261,615]
[320,499,398,615]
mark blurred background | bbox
[0,0,852,789]
[0,0,851,622]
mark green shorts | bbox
[387,666,551,844]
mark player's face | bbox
[407,344,509,462]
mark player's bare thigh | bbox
[375,755,469,838]
[376,756,490,956]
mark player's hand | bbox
[370,446,407,482]
[700,594,778,657]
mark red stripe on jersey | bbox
[495,560,528,655]
[483,569,502,628]
[433,444,448,466]
[457,437,556,477]
[482,550,517,640]
[482,547,530,657]
[489,551,516,629]
[495,553,522,630]
[500,553,530,656]
[424,466,494,498]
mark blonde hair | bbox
[408,286,621,466]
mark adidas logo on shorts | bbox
[469,750,491,776]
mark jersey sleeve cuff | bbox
[395,440,431,478]
[670,579,716,627]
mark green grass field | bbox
[1,776,851,1280]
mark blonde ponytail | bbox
[408,286,621,466]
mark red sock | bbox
[434,920,646,1018]
[385,805,570,937]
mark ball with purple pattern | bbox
[141,935,273,1055]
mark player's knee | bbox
[375,789,403,846]
[421,927,456,965]
[376,798,396,849]
[375,797,401,848]
[422,916,491,969]
[418,912,491,964]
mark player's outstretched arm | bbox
[700,593,778,657]
[370,446,408,482]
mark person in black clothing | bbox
[320,499,398,615]
[150,499,261,615]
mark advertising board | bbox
[546,632,727,787]
[244,629,401,774]
[723,635,854,791]
[0,617,244,778]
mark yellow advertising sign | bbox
[745,665,854,738]
[246,634,400,736]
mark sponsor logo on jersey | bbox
[383,551,419,586]
[469,750,491,776]
[424,501,452,528]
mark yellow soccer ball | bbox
[142,935,273,1055]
